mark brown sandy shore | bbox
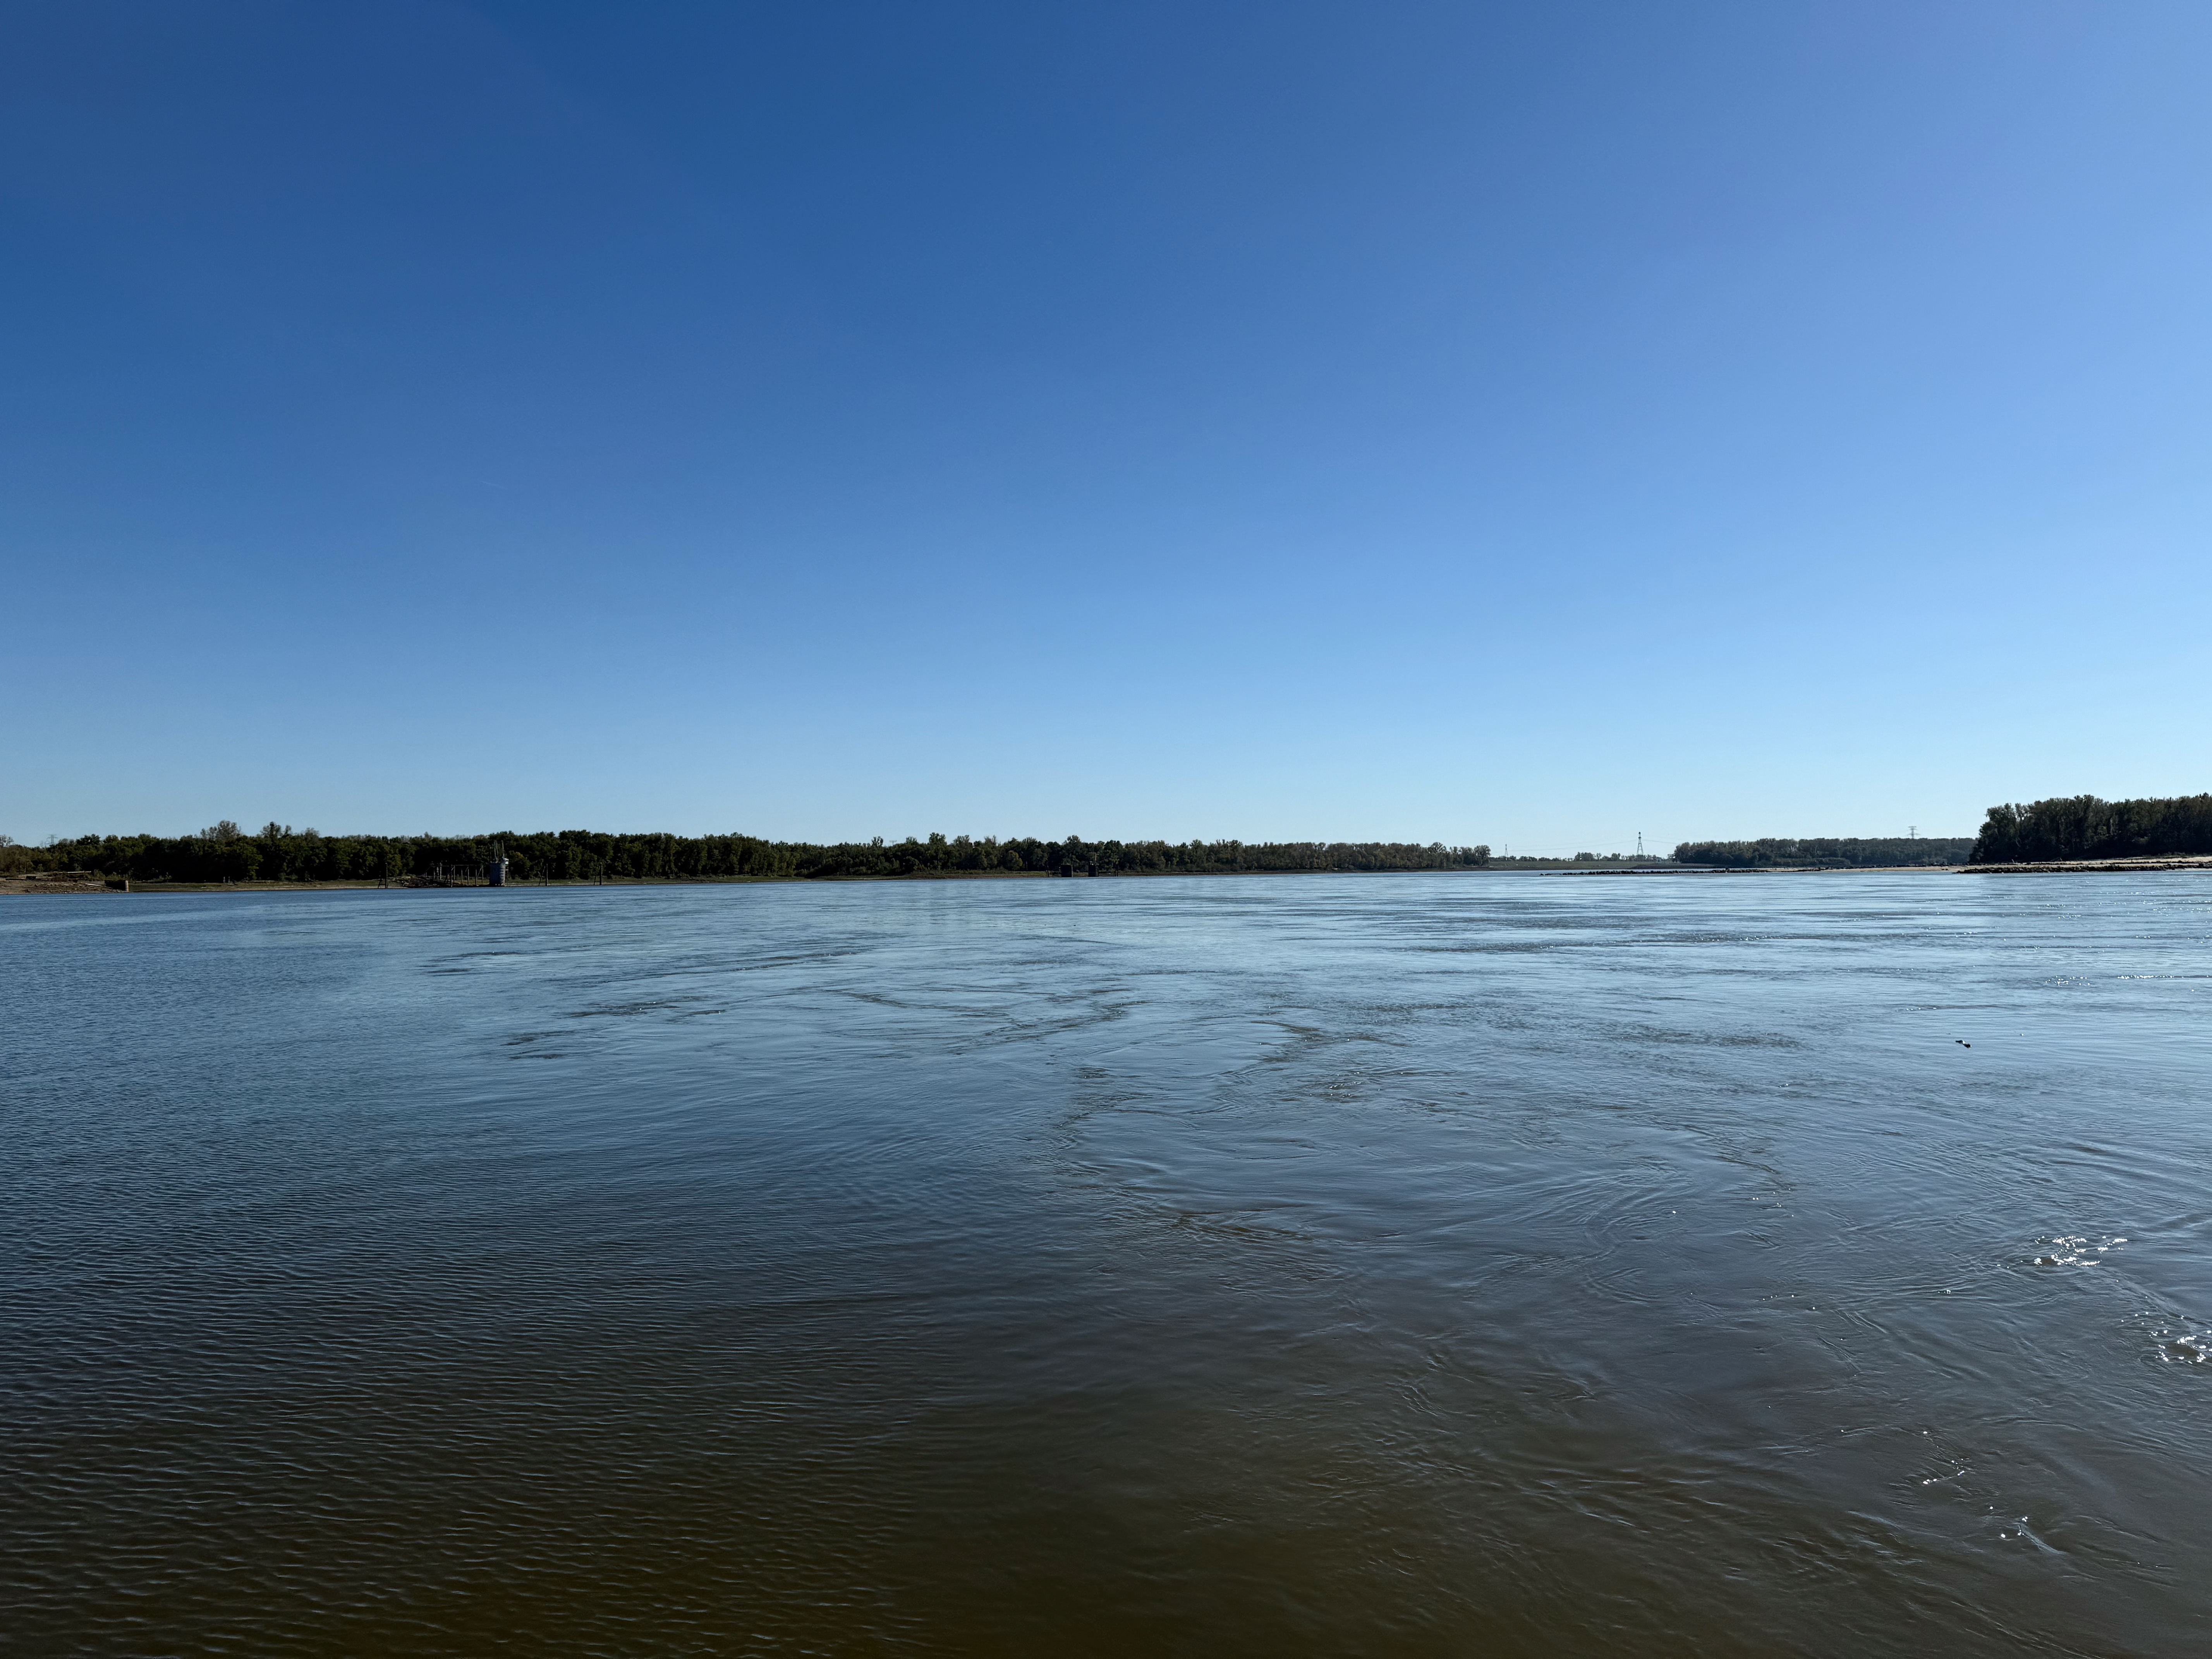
[1556,857,2212,876]
[0,872,1057,895]
[8,857,2212,896]
[1951,855,2212,875]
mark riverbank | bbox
[1,871,1068,894]
[1572,858,2212,876]
[10,867,1656,894]
[0,874,130,894]
[14,859,2212,896]
[1956,854,2212,874]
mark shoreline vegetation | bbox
[1670,836,1973,869]
[4,793,2206,893]
[13,855,2208,896]
[1968,793,2212,864]
[2,826,1499,889]
[1673,796,2212,874]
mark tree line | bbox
[1969,794,2212,863]
[1672,837,1974,868]
[0,822,1493,884]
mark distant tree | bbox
[1969,794,2212,863]
[1674,837,1973,869]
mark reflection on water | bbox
[4,873,2209,1655]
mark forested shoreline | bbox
[0,823,1493,885]
[1969,794,2212,863]
[1676,799,2212,867]
[1672,837,1973,869]
[11,795,2204,884]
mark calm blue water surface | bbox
[4,873,2209,1655]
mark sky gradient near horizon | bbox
[5,2,2209,854]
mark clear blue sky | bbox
[5,2,2207,853]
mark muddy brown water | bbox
[4,874,2208,1655]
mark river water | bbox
[4,873,2208,1655]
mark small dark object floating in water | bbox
[1956,1039,1971,1048]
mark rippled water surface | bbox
[5,873,2210,1655]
